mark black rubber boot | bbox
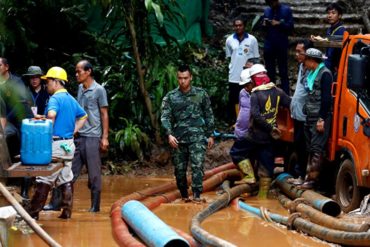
[58,182,73,219]
[300,153,322,190]
[21,177,32,199]
[43,187,62,211]
[28,183,52,220]
[179,188,189,199]
[192,191,202,203]
[89,191,101,212]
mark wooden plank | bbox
[313,40,342,48]
[5,162,63,177]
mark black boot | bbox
[179,189,191,202]
[28,183,52,220]
[179,188,189,199]
[43,187,62,211]
[300,153,322,189]
[192,191,202,203]
[21,177,32,199]
[58,182,73,219]
[89,191,100,212]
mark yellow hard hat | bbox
[41,66,68,82]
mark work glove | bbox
[270,127,281,140]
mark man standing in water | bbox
[72,60,109,212]
[44,60,109,213]
[28,66,87,220]
[161,64,215,203]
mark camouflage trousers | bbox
[171,141,206,195]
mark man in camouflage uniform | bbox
[161,64,215,202]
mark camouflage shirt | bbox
[161,86,215,143]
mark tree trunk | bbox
[124,11,162,145]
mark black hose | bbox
[278,193,369,232]
[190,181,255,247]
[239,200,370,246]
[275,173,341,216]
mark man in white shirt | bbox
[225,16,259,124]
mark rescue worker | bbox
[23,66,50,116]
[161,64,215,203]
[0,57,33,160]
[288,39,313,185]
[229,64,291,197]
[44,60,109,213]
[230,68,255,184]
[225,16,260,124]
[21,66,50,199]
[325,2,346,76]
[262,0,294,95]
[71,60,109,212]
[0,58,33,199]
[27,67,87,220]
[299,48,333,189]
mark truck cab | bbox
[331,32,370,212]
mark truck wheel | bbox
[335,159,361,213]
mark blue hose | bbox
[121,200,189,247]
[238,200,288,225]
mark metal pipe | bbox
[121,200,189,247]
[278,194,369,232]
[190,181,256,247]
[239,200,370,246]
[275,173,341,216]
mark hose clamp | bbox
[289,197,311,213]
[287,212,301,230]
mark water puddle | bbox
[7,176,333,246]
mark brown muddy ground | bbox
[6,174,335,247]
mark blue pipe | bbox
[121,200,189,247]
[238,200,288,225]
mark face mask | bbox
[252,73,270,86]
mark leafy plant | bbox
[115,117,150,161]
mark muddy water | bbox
[154,194,332,247]
[7,176,332,247]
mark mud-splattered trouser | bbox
[304,115,332,155]
[229,138,275,177]
[304,115,332,180]
[172,142,206,195]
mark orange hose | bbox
[110,163,239,247]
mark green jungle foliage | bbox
[0,0,228,165]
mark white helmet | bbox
[249,64,267,77]
[239,69,251,86]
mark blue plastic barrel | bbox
[20,119,53,165]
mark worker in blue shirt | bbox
[262,0,294,95]
[27,67,87,220]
